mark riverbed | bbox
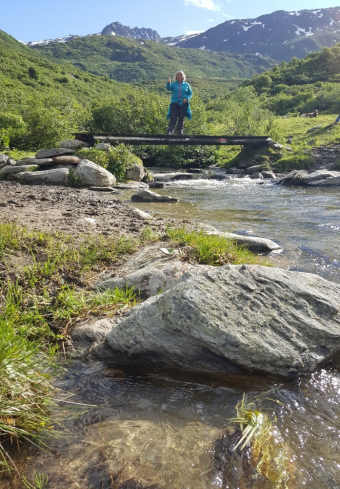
[3,175,340,489]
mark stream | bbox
[3,173,340,489]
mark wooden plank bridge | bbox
[74,133,272,147]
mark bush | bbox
[76,145,141,181]
[273,153,315,173]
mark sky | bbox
[1,0,340,42]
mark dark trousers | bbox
[168,103,188,134]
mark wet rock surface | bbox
[88,264,340,377]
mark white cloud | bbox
[186,29,204,35]
[208,19,214,22]
[184,0,220,12]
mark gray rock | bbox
[149,182,165,188]
[89,186,122,194]
[0,154,10,165]
[250,172,263,179]
[172,173,195,180]
[52,164,79,171]
[35,148,75,158]
[246,165,262,174]
[99,264,340,377]
[12,168,69,186]
[58,139,89,149]
[277,169,340,187]
[131,190,179,203]
[206,230,281,253]
[73,159,116,187]
[116,182,148,190]
[131,208,152,220]
[262,171,276,179]
[125,164,146,182]
[276,170,309,186]
[0,165,39,175]
[16,158,54,167]
[95,260,191,298]
[95,143,111,151]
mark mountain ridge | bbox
[19,7,340,63]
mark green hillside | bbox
[243,44,340,115]
[0,30,127,102]
[30,35,275,100]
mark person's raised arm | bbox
[166,76,172,90]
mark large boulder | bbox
[12,168,69,186]
[277,169,340,187]
[73,159,116,187]
[85,264,340,378]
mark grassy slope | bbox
[0,30,128,103]
[30,35,275,99]
[243,43,340,115]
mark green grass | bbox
[166,227,270,266]
[0,318,56,475]
[0,221,155,476]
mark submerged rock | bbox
[206,230,281,254]
[85,264,340,378]
[131,190,179,203]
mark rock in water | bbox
[96,264,340,377]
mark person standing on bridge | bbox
[166,71,193,135]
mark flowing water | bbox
[3,173,340,489]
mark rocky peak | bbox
[101,21,160,41]
[167,7,340,62]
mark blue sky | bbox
[1,0,340,42]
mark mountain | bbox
[21,7,340,66]
[29,35,275,100]
[167,7,340,62]
[101,21,160,41]
[21,21,160,47]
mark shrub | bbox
[273,153,315,173]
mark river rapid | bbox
[4,174,340,489]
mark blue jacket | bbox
[166,81,193,120]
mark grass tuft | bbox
[166,227,268,266]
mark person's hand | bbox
[167,76,171,83]
[183,98,188,104]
